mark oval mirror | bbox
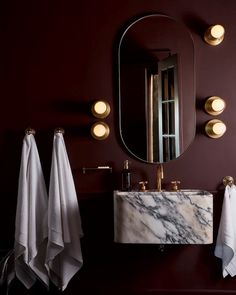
[118,14,195,163]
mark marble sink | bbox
[113,190,213,244]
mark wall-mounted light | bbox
[204,96,226,115]
[91,100,110,119]
[91,121,110,140]
[204,24,225,46]
[205,119,226,138]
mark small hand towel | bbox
[46,132,83,291]
[215,184,236,277]
[14,133,49,288]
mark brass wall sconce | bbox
[205,119,226,138]
[204,96,226,115]
[91,100,110,119]
[91,121,110,140]
[204,24,225,46]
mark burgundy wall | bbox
[1,0,236,294]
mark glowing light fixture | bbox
[91,100,110,118]
[204,24,225,46]
[91,121,110,140]
[205,119,226,138]
[204,96,226,115]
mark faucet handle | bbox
[171,180,180,191]
[139,181,148,192]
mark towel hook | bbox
[223,176,234,187]
[25,127,36,135]
[54,127,65,135]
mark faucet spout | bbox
[157,164,164,192]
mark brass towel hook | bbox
[25,127,36,135]
[223,176,234,187]
[54,127,65,135]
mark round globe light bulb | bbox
[93,124,106,137]
[91,100,110,118]
[212,122,226,135]
[91,122,110,140]
[205,96,226,115]
[211,25,225,39]
[94,101,107,115]
[211,98,225,112]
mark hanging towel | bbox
[14,133,49,288]
[46,132,83,291]
[215,184,236,277]
[0,249,15,293]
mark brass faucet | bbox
[171,180,181,191]
[157,164,164,192]
[139,181,148,192]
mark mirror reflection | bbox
[118,14,195,163]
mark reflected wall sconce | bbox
[204,96,226,115]
[205,119,226,138]
[91,121,110,140]
[204,24,225,46]
[91,100,110,119]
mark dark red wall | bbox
[1,0,236,294]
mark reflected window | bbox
[146,54,180,162]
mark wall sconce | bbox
[91,100,110,119]
[204,24,225,46]
[205,119,226,138]
[204,96,226,115]
[91,121,110,140]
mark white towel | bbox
[46,132,83,291]
[215,184,236,277]
[14,133,49,288]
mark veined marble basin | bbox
[114,190,213,244]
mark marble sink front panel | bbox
[114,190,213,244]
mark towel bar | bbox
[82,166,112,174]
[223,176,234,187]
